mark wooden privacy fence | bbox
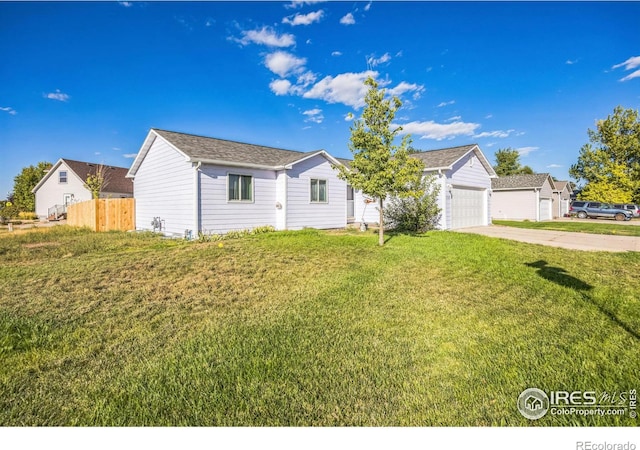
[67,198,135,232]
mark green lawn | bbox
[1,226,638,426]
[493,219,640,236]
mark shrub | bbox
[18,211,38,220]
[384,175,441,233]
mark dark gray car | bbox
[569,201,633,221]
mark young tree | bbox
[335,76,424,246]
[84,164,111,199]
[493,148,533,176]
[570,106,640,203]
[12,161,52,212]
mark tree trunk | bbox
[378,197,384,246]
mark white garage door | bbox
[539,199,552,221]
[451,187,486,229]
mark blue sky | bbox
[1,1,639,198]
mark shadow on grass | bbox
[526,260,639,341]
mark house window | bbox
[59,171,67,183]
[310,179,327,203]
[228,174,253,202]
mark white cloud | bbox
[123,153,138,159]
[0,106,17,115]
[612,56,640,82]
[118,1,132,7]
[344,113,354,122]
[331,51,342,57]
[367,52,391,67]
[265,51,307,77]
[233,26,295,47]
[620,70,640,82]
[285,0,326,9]
[364,1,372,11]
[437,100,455,107]
[516,146,539,156]
[565,59,577,65]
[296,71,317,87]
[485,114,493,119]
[303,70,377,108]
[474,129,515,139]
[205,18,215,27]
[387,81,424,99]
[270,79,293,96]
[447,116,461,122]
[283,10,324,26]
[612,56,640,70]
[396,120,480,141]
[340,13,355,25]
[44,89,70,102]
[546,164,562,168]
[303,108,324,123]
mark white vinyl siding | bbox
[34,162,92,219]
[286,155,346,230]
[199,166,276,234]
[539,198,552,221]
[133,137,194,235]
[354,190,381,225]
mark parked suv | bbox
[612,204,640,218]
[569,201,633,221]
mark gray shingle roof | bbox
[411,144,478,168]
[554,180,569,192]
[153,129,319,167]
[492,173,553,190]
[63,159,133,194]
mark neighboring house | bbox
[32,158,133,220]
[127,129,349,236]
[552,180,573,218]
[491,173,556,221]
[354,144,497,230]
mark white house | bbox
[32,158,133,220]
[551,180,573,218]
[491,173,556,221]
[354,144,497,230]
[127,129,349,236]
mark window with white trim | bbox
[228,174,253,201]
[59,171,67,183]
[310,179,327,203]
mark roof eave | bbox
[31,158,64,193]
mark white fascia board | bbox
[126,129,193,178]
[282,150,345,170]
[31,158,64,193]
[194,158,276,171]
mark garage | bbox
[539,198,552,221]
[451,187,486,229]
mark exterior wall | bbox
[286,155,347,230]
[133,137,194,235]
[199,165,277,234]
[34,162,92,219]
[446,152,492,229]
[539,179,553,199]
[552,186,571,218]
[354,190,381,225]
[491,190,537,220]
[275,170,287,230]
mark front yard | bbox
[1,227,638,426]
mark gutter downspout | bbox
[437,169,446,230]
[194,162,202,238]
[282,170,288,230]
[535,188,540,222]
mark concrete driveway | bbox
[456,225,640,252]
